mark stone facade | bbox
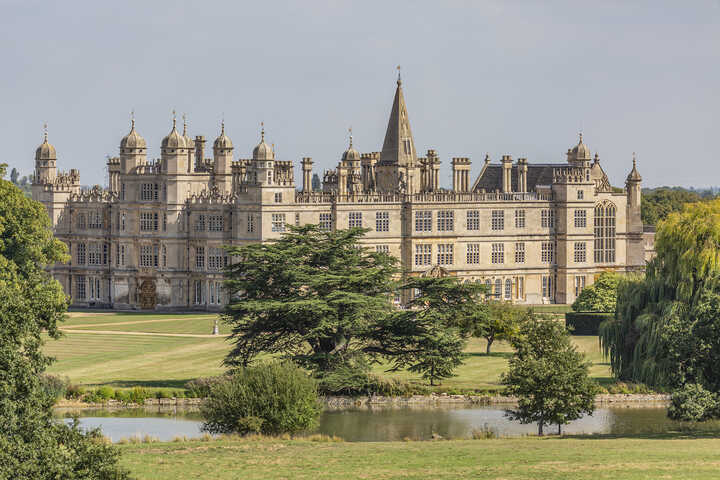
[32,77,649,311]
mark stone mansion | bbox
[32,76,651,310]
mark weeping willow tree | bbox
[600,199,720,389]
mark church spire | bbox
[379,68,417,167]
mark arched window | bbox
[494,278,502,299]
[504,279,512,300]
[594,202,616,263]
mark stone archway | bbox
[138,279,157,310]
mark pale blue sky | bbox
[2,0,719,188]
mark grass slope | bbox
[119,436,720,480]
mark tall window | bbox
[574,275,586,297]
[574,242,587,263]
[494,278,502,299]
[415,244,432,266]
[194,280,204,304]
[491,243,504,264]
[437,211,454,232]
[376,245,389,254]
[118,245,125,266]
[319,213,332,231]
[77,213,86,230]
[194,214,206,232]
[88,243,102,265]
[75,276,86,300]
[120,212,126,231]
[140,245,157,267]
[504,279,512,300]
[491,210,504,231]
[415,211,432,232]
[542,275,553,300]
[594,202,616,263]
[348,212,362,228]
[541,242,555,263]
[195,247,205,269]
[467,243,480,264]
[514,242,525,263]
[162,245,167,267]
[140,212,158,231]
[141,183,159,201]
[295,213,300,226]
[120,183,125,200]
[88,276,101,300]
[515,209,525,228]
[88,210,103,229]
[247,214,255,233]
[208,247,226,270]
[437,244,453,265]
[208,215,224,232]
[274,192,282,203]
[467,210,480,230]
[577,190,584,200]
[541,209,555,228]
[76,243,86,265]
[376,211,390,232]
[574,209,587,228]
[272,214,286,232]
[515,276,524,299]
[163,213,167,231]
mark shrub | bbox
[128,387,150,404]
[200,362,322,435]
[185,376,228,398]
[316,360,430,396]
[65,383,85,399]
[565,312,614,335]
[668,383,719,422]
[39,374,69,402]
[113,390,130,403]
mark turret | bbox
[213,121,233,193]
[119,114,147,174]
[301,157,313,192]
[250,123,274,185]
[161,113,187,175]
[34,124,57,184]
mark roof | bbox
[379,78,417,167]
[472,163,562,192]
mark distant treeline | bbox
[642,187,718,226]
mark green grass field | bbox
[118,436,720,480]
[45,311,610,392]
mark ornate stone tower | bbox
[161,114,188,175]
[182,115,195,174]
[626,153,644,267]
[213,121,233,194]
[250,124,274,186]
[119,115,147,174]
[301,157,314,192]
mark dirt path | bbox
[58,328,229,338]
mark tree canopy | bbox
[641,187,715,226]
[571,272,621,313]
[0,165,128,479]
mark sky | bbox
[2,0,719,188]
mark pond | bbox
[57,404,720,442]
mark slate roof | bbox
[472,163,563,192]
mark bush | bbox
[316,359,430,396]
[565,312,614,335]
[39,374,69,402]
[185,376,228,398]
[668,383,719,422]
[201,362,322,435]
[65,383,85,399]
[128,387,150,404]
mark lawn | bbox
[119,436,720,480]
[45,311,611,392]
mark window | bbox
[194,280,204,305]
[88,276,101,300]
[595,202,616,263]
[491,243,504,264]
[403,139,412,155]
[88,243,101,265]
[209,281,223,305]
[116,245,125,266]
[437,211,454,232]
[319,213,332,231]
[466,243,480,264]
[88,210,103,229]
[515,242,525,263]
[162,245,167,267]
[491,210,504,231]
[541,242,555,263]
[541,209,555,228]
[515,210,525,228]
[504,279,512,300]
[76,243,86,265]
[141,183,159,201]
[247,214,255,233]
[415,211,432,232]
[194,214,206,232]
[348,212,362,228]
[140,245,157,267]
[295,213,300,226]
[75,276,86,300]
[267,171,272,184]
[494,278,502,299]
[163,213,167,231]
[574,242,587,263]
[485,279,492,293]
[272,213,286,232]
[140,212,159,231]
[437,244,453,265]
[195,247,205,269]
[120,212,126,231]
[415,244,432,266]
[208,215,224,232]
[376,211,390,232]
[515,276,524,299]
[274,192,282,203]
[574,275,586,297]
[574,209,587,228]
[120,183,125,200]
[578,190,584,200]
[376,245,389,254]
[77,213,86,230]
[208,247,226,270]
[542,275,553,299]
[467,210,480,230]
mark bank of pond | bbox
[56,404,720,442]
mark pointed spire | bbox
[578,131,583,143]
[627,152,642,182]
[396,65,402,86]
[348,127,353,148]
[130,110,135,131]
[183,113,188,136]
[172,109,177,130]
[43,122,48,143]
[221,119,225,136]
[379,71,417,167]
[261,121,265,142]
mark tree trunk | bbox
[538,422,544,436]
[486,338,494,355]
[557,424,562,436]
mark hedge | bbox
[565,312,614,335]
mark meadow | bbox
[119,435,720,480]
[45,309,611,393]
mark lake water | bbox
[58,404,720,442]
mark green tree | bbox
[502,317,598,436]
[9,167,19,184]
[641,187,711,226]
[223,225,398,372]
[571,272,621,312]
[465,300,524,354]
[0,164,129,479]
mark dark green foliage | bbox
[565,312,614,335]
[223,225,398,372]
[39,374,70,402]
[201,362,322,435]
[185,376,229,398]
[0,169,129,479]
[316,360,429,396]
[641,187,714,226]
[464,300,524,354]
[571,272,621,313]
[502,316,598,436]
[668,384,719,422]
